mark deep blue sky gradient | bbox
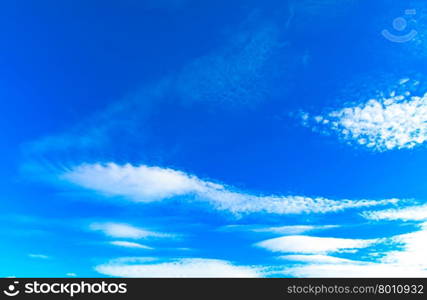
[1,0,427,277]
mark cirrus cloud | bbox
[90,222,172,239]
[256,235,378,254]
[95,257,262,278]
[277,223,427,277]
[62,162,399,216]
[109,241,153,250]
[362,204,427,221]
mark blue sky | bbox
[1,0,427,277]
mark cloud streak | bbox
[282,259,427,277]
[256,235,377,254]
[28,254,50,259]
[220,224,339,235]
[63,163,398,216]
[251,225,339,235]
[362,204,427,221]
[277,223,427,277]
[90,222,171,239]
[95,258,262,278]
[109,241,153,250]
[279,254,355,264]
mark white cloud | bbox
[95,258,262,278]
[90,222,170,239]
[102,257,158,264]
[252,225,338,235]
[283,261,427,277]
[109,241,153,250]
[362,204,427,221]
[279,254,355,264]
[221,224,339,235]
[63,163,398,215]
[381,222,427,269]
[280,223,427,277]
[66,273,77,277]
[64,163,221,202]
[256,235,377,254]
[304,85,427,151]
[28,254,50,259]
[209,192,397,216]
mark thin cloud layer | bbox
[63,163,398,215]
[279,254,355,264]
[362,204,427,221]
[95,258,262,278]
[90,222,171,239]
[221,224,338,235]
[109,241,153,250]
[256,235,377,254]
[383,223,427,269]
[283,260,427,277]
[25,17,291,166]
[177,23,284,107]
[278,223,427,277]
[252,225,339,235]
[28,254,50,259]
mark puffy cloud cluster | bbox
[303,80,427,151]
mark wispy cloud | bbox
[362,204,427,221]
[251,225,339,235]
[279,254,355,264]
[90,222,171,239]
[220,224,339,235]
[256,235,377,254]
[28,254,50,259]
[282,259,427,277]
[24,16,289,167]
[109,241,154,250]
[382,222,427,269]
[103,257,158,264]
[95,258,263,278]
[301,79,427,151]
[177,23,283,107]
[65,164,222,202]
[62,163,398,216]
[278,223,427,277]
